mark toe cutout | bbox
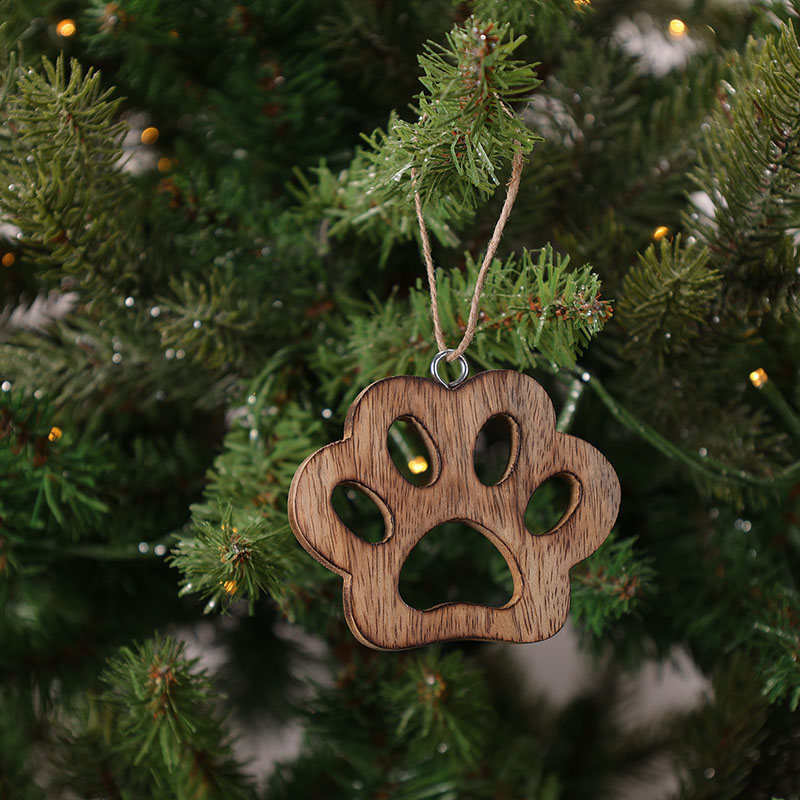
[386,416,438,487]
[525,474,577,535]
[331,482,390,543]
[473,414,520,486]
[398,521,514,609]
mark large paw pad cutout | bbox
[288,371,620,650]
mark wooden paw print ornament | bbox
[288,359,621,650]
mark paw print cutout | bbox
[288,370,621,650]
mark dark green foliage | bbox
[0,391,108,535]
[101,634,253,798]
[367,17,542,210]
[672,654,770,800]
[268,646,565,799]
[170,511,295,614]
[471,0,581,37]
[570,532,655,638]
[317,246,613,409]
[0,55,137,291]
[383,649,491,763]
[686,24,800,319]
[3,1,800,797]
[317,0,455,114]
[288,150,464,265]
[618,238,720,369]
[81,0,345,194]
[292,14,543,261]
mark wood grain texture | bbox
[288,370,621,650]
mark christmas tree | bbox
[2,1,800,797]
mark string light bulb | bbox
[408,455,429,475]
[48,426,63,442]
[653,225,669,240]
[56,19,77,37]
[749,368,768,388]
[1,253,15,267]
[157,157,173,172]
[140,126,159,145]
[668,18,687,37]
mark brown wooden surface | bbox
[288,370,621,650]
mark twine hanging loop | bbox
[413,149,524,368]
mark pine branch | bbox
[470,0,583,36]
[101,634,254,799]
[290,15,541,260]
[754,585,800,710]
[320,245,613,407]
[581,367,800,495]
[518,41,724,278]
[0,390,109,537]
[384,649,492,765]
[316,0,456,111]
[288,152,463,266]
[0,315,238,419]
[672,654,770,800]
[686,24,800,319]
[571,532,656,637]
[170,510,295,614]
[364,16,541,211]
[0,55,138,290]
[173,369,326,615]
[617,237,720,368]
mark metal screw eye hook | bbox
[430,349,469,389]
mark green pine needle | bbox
[101,634,252,798]
[618,236,720,368]
[571,532,656,638]
[170,509,295,614]
[364,16,541,211]
[686,24,800,319]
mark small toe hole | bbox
[331,482,388,543]
[525,475,575,535]
[399,522,514,609]
[474,414,519,486]
[387,417,437,486]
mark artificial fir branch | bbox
[173,368,326,614]
[570,532,655,637]
[0,314,240,420]
[471,0,582,36]
[363,16,541,209]
[0,55,137,290]
[288,151,463,265]
[318,245,613,407]
[101,635,253,798]
[671,654,770,800]
[316,0,455,111]
[0,390,108,536]
[384,649,492,764]
[609,23,800,503]
[81,0,345,194]
[170,511,295,614]
[686,23,800,318]
[383,16,542,209]
[291,14,541,259]
[618,237,720,369]
[519,41,725,287]
[579,368,798,494]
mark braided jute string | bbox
[412,148,524,362]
